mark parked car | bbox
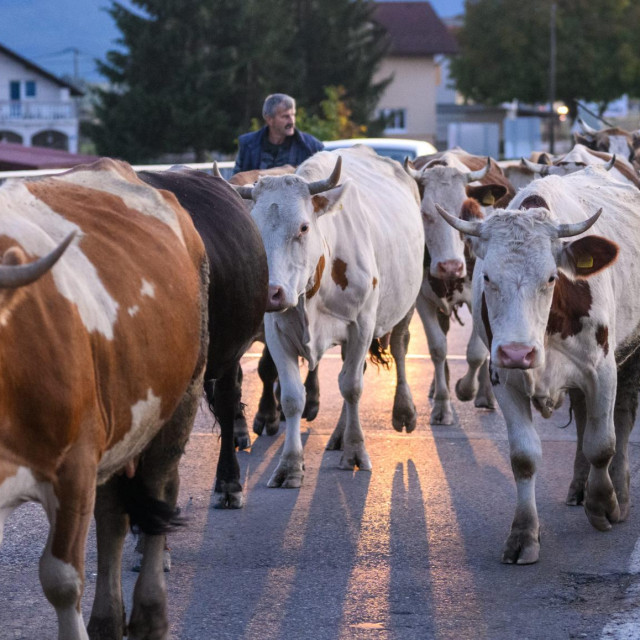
[322,137,437,162]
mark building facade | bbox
[0,43,83,153]
[372,2,458,144]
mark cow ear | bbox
[311,183,349,217]
[465,184,507,207]
[559,235,619,278]
[574,133,591,146]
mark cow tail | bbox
[117,475,186,535]
[368,338,393,370]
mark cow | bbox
[227,165,321,439]
[234,146,424,487]
[138,167,268,510]
[0,158,209,639]
[403,149,514,424]
[574,118,640,166]
[520,144,640,189]
[437,164,640,564]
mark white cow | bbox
[236,146,424,487]
[521,143,640,188]
[404,150,513,423]
[437,165,640,564]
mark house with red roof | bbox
[372,2,458,144]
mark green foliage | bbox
[91,0,388,162]
[450,0,640,116]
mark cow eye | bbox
[483,274,490,283]
[548,274,557,284]
[300,223,309,235]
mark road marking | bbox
[599,536,640,638]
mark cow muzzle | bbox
[434,259,465,280]
[266,284,289,312]
[496,342,538,369]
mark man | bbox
[232,93,324,174]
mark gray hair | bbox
[263,93,296,119]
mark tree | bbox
[450,0,640,119]
[91,0,389,162]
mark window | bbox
[25,81,36,98]
[9,81,20,101]
[379,108,407,133]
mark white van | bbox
[323,137,437,162]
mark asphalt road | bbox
[1,309,640,640]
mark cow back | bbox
[139,169,268,378]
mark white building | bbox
[0,42,83,153]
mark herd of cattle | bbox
[0,119,639,638]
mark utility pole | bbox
[548,1,557,154]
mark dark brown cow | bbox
[138,168,268,510]
[0,158,209,639]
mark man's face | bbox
[265,106,296,139]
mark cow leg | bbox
[211,361,244,509]
[88,478,128,640]
[253,345,281,436]
[40,452,96,640]
[416,292,454,425]
[581,362,619,532]
[302,365,320,422]
[337,320,374,471]
[456,322,495,409]
[566,389,589,507]
[127,375,202,639]
[390,306,417,433]
[265,321,306,488]
[494,383,542,565]
[233,365,251,450]
[326,401,347,450]
[608,349,640,521]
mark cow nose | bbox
[436,259,465,280]
[497,343,537,369]
[266,285,286,312]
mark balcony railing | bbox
[0,101,77,121]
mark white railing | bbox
[0,101,77,121]
[0,161,235,182]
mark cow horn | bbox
[0,231,76,289]
[578,118,599,136]
[403,157,422,180]
[466,158,491,183]
[233,184,254,199]
[308,156,342,195]
[435,204,482,237]
[212,161,222,178]
[521,157,551,175]
[556,208,602,238]
[603,154,616,171]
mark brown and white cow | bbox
[404,149,514,424]
[574,118,640,169]
[0,158,209,639]
[438,164,640,564]
[236,146,424,487]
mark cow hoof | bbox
[392,409,417,433]
[430,403,453,426]
[268,459,304,488]
[455,378,475,402]
[585,482,620,530]
[213,489,244,509]
[474,394,496,410]
[501,529,540,565]
[338,445,372,471]
[302,401,319,422]
[565,481,585,506]
[234,432,251,451]
[128,602,168,640]
[88,609,127,640]
[253,414,279,436]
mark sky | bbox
[0,0,465,84]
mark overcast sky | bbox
[0,0,465,83]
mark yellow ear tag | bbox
[482,194,495,205]
[577,254,593,269]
